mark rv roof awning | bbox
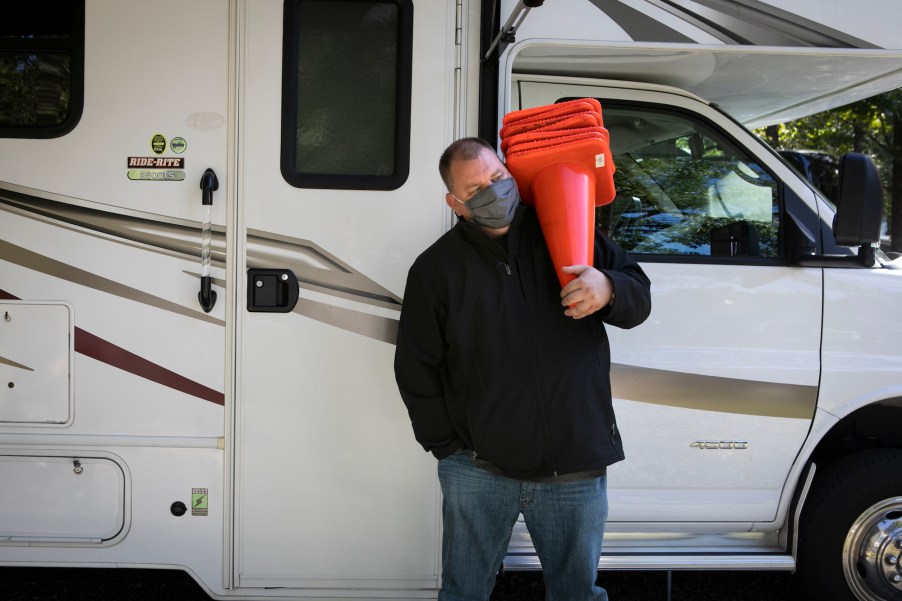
[510,42,902,127]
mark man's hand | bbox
[560,265,613,319]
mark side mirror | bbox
[833,153,883,247]
[793,153,883,268]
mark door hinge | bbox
[454,0,463,68]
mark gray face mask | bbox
[456,177,520,228]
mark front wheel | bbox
[797,449,902,601]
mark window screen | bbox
[0,0,84,138]
[281,0,413,190]
[597,105,781,260]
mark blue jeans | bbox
[437,452,609,601]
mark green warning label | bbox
[170,136,187,154]
[151,133,167,154]
[192,488,208,516]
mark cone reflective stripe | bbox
[530,162,596,287]
[500,98,616,289]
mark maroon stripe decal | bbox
[74,327,224,405]
[0,288,224,405]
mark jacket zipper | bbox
[492,235,559,474]
[511,257,560,476]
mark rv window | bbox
[0,0,84,138]
[596,105,781,261]
[281,0,413,190]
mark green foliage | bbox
[755,89,902,250]
[0,52,72,127]
[756,91,896,172]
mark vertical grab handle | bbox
[198,168,219,313]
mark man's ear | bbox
[445,193,458,214]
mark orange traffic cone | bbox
[501,98,603,133]
[506,134,615,207]
[500,99,616,287]
[530,162,596,287]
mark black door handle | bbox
[247,269,300,312]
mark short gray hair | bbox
[438,137,495,190]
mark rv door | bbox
[233,0,460,595]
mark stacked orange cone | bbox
[501,98,616,287]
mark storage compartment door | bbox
[0,455,126,543]
[0,302,72,424]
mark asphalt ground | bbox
[0,566,801,600]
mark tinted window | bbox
[598,106,780,259]
[779,150,839,205]
[0,0,84,138]
[281,0,413,190]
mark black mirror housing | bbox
[833,152,883,246]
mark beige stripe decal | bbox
[0,240,223,326]
[0,356,34,372]
[293,297,398,344]
[612,363,817,419]
[0,190,400,308]
[1,187,405,344]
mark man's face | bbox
[445,147,512,225]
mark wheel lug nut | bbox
[888,555,899,566]
[896,537,902,549]
[891,574,902,584]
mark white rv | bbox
[1,1,901,600]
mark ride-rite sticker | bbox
[126,156,185,180]
[192,488,208,516]
[128,157,184,168]
[127,133,186,181]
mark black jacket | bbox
[394,206,651,478]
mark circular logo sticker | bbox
[151,134,167,154]
[170,137,187,154]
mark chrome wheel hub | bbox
[844,497,902,601]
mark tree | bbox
[869,91,902,253]
[756,89,902,252]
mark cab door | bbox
[515,79,822,524]
[233,0,459,594]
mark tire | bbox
[797,449,902,601]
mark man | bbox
[394,137,651,601]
